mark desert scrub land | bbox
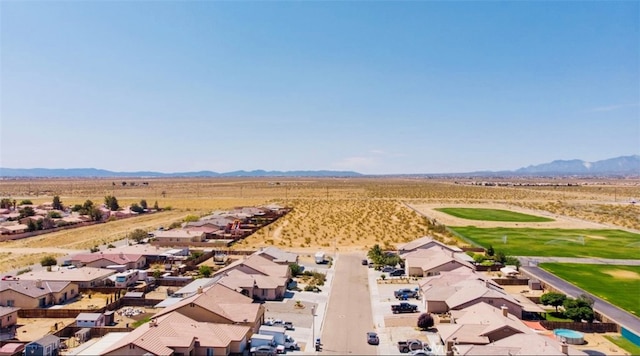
[450,227,640,259]
[435,208,554,222]
[513,201,640,231]
[540,263,640,316]
[233,198,434,251]
[0,177,637,269]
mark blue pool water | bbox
[554,329,584,345]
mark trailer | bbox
[315,251,326,264]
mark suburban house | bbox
[154,283,265,333]
[24,334,60,356]
[18,215,44,225]
[437,302,533,346]
[100,312,250,356]
[257,247,298,265]
[182,225,221,239]
[215,254,291,280]
[0,280,77,308]
[397,236,464,255]
[419,270,524,318]
[0,224,28,235]
[454,332,588,355]
[153,229,206,244]
[75,312,106,327]
[19,267,115,288]
[403,248,475,277]
[216,269,287,301]
[0,307,19,340]
[69,252,147,270]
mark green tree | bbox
[504,256,521,269]
[104,196,119,211]
[71,204,83,212]
[48,211,62,219]
[89,206,104,221]
[127,229,149,243]
[199,265,212,278]
[27,220,37,232]
[130,203,144,214]
[40,255,57,267]
[153,201,159,210]
[0,198,12,209]
[367,244,384,264]
[289,263,303,277]
[52,195,63,210]
[486,245,495,257]
[83,200,94,211]
[19,206,35,218]
[541,292,566,312]
[19,199,33,205]
[494,251,506,264]
[140,199,148,210]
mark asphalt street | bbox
[320,252,378,355]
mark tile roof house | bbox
[420,271,523,318]
[153,229,206,244]
[0,307,19,341]
[19,267,115,288]
[154,283,265,333]
[0,279,77,308]
[403,248,475,277]
[256,247,298,265]
[0,224,29,235]
[438,302,533,346]
[217,269,287,301]
[455,332,588,355]
[69,251,147,269]
[397,236,463,255]
[101,312,250,356]
[215,254,291,280]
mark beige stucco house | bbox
[154,283,265,333]
[0,280,77,308]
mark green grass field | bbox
[449,227,640,259]
[604,334,640,355]
[540,263,640,316]
[436,208,554,222]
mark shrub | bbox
[40,255,57,267]
[417,313,434,330]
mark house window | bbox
[6,300,14,307]
[206,348,214,356]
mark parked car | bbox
[381,266,395,273]
[367,332,380,345]
[250,345,277,356]
[391,302,419,314]
[398,339,425,353]
[390,269,406,276]
[394,288,418,299]
[408,350,433,356]
[362,259,369,265]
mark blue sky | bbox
[1,1,638,174]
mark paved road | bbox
[320,252,377,355]
[521,266,640,337]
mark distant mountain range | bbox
[0,155,638,178]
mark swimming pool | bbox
[553,329,584,345]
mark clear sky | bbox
[1,1,638,175]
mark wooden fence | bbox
[540,320,619,333]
